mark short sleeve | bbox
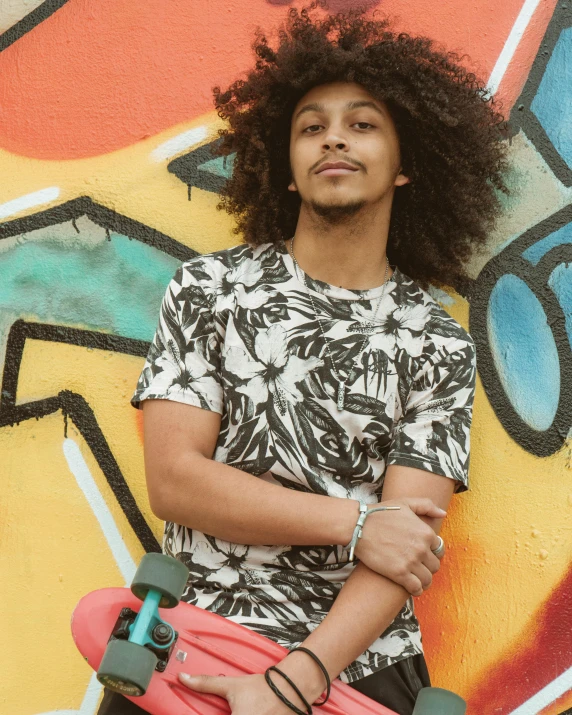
[130,262,223,413]
[387,341,476,492]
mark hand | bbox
[353,497,446,597]
[178,672,304,714]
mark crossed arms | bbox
[142,399,456,707]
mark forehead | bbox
[292,82,386,120]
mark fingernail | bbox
[178,673,195,684]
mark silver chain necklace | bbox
[287,237,390,411]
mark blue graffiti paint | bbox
[530,26,572,170]
[522,221,572,266]
[549,262,572,348]
[487,274,560,431]
[198,153,235,180]
[0,232,181,344]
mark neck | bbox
[289,200,393,290]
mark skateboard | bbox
[71,553,466,715]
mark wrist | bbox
[277,651,330,705]
[333,498,361,546]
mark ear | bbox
[394,170,410,187]
[288,180,298,192]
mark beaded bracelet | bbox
[264,666,312,715]
[290,647,331,705]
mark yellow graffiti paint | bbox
[0,412,144,714]
[16,338,164,544]
[0,114,239,255]
[417,292,572,700]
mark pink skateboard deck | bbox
[72,587,396,715]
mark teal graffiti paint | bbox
[0,231,181,346]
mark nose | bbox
[323,140,347,151]
[322,126,349,152]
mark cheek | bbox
[371,139,402,177]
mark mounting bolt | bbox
[152,623,173,645]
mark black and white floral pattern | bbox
[131,241,476,683]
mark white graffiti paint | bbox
[487,0,542,95]
[0,186,60,220]
[38,671,100,715]
[150,125,209,162]
[508,665,572,714]
[63,437,136,583]
[0,0,46,35]
[45,437,139,715]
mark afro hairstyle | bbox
[209,1,510,292]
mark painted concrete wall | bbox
[1,1,570,713]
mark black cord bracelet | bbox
[290,647,332,706]
[264,667,313,715]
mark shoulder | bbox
[392,267,475,371]
[178,242,278,287]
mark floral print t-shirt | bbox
[131,241,476,683]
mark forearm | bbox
[275,467,454,704]
[151,452,357,547]
[276,562,409,702]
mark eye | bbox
[302,122,374,133]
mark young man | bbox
[98,5,507,715]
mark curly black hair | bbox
[210,1,510,292]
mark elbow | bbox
[147,480,172,522]
[145,455,203,524]
[145,463,180,522]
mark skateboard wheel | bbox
[413,687,466,714]
[131,553,189,608]
[97,639,157,696]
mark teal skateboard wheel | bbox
[413,687,466,714]
[97,638,158,696]
[131,553,189,608]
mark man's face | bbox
[288,81,409,222]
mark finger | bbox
[403,498,447,519]
[402,573,424,597]
[430,535,446,560]
[178,673,229,697]
[422,551,442,574]
[410,563,433,591]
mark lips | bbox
[316,161,359,174]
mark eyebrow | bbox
[294,99,386,122]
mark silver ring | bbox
[431,536,445,558]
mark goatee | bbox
[309,198,367,223]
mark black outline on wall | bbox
[470,203,572,457]
[510,3,572,186]
[0,198,199,552]
[168,138,233,200]
[0,0,70,53]
[470,3,572,457]
[0,195,196,263]
[0,320,161,553]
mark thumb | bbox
[178,673,228,697]
[403,497,446,519]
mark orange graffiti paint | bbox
[0,0,556,159]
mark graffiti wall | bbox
[1,1,570,713]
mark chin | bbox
[308,197,368,220]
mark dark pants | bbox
[97,653,430,715]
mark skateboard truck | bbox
[108,602,179,673]
[97,554,190,695]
